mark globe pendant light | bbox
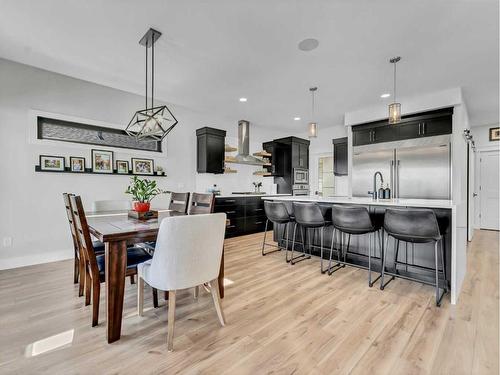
[125,28,178,141]
[308,87,318,138]
[388,56,401,124]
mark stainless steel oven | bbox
[292,184,310,196]
[293,168,309,184]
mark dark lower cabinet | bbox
[215,196,271,238]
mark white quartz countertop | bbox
[215,193,291,198]
[261,195,455,209]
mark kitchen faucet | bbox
[368,171,384,200]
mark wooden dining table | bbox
[86,209,225,344]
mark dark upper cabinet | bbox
[398,121,421,140]
[421,116,452,137]
[196,127,226,174]
[299,143,309,168]
[353,129,373,146]
[373,125,399,143]
[263,141,284,176]
[333,137,348,176]
[352,108,453,146]
[291,142,300,168]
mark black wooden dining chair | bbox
[169,192,190,213]
[63,193,105,296]
[188,193,215,215]
[70,195,153,326]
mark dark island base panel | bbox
[272,206,452,288]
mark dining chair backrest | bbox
[63,193,79,252]
[92,200,132,212]
[70,195,99,277]
[150,213,226,290]
[187,193,215,215]
[168,192,190,213]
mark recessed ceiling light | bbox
[380,93,391,98]
[294,117,301,121]
[239,97,247,102]
[298,38,319,51]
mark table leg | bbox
[105,240,127,343]
[218,247,225,299]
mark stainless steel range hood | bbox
[233,120,265,166]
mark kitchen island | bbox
[262,195,462,304]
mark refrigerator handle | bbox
[390,160,394,197]
[396,159,400,198]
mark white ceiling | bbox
[0,0,498,130]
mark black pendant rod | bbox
[152,36,154,109]
[145,40,148,110]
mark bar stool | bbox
[261,201,293,256]
[291,202,331,271]
[327,205,382,286]
[380,208,447,306]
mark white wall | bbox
[0,59,201,269]
[0,58,293,269]
[472,124,500,228]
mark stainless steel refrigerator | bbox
[352,135,451,199]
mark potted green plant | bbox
[125,176,167,212]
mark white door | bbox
[480,150,500,230]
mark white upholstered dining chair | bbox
[137,213,227,351]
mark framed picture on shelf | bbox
[91,149,114,174]
[70,156,85,172]
[489,127,500,141]
[39,155,65,171]
[131,158,154,175]
[116,160,129,174]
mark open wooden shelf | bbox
[224,168,238,174]
[253,171,272,176]
[34,165,167,177]
[253,151,272,157]
[225,145,237,152]
[224,156,237,163]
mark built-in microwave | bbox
[293,168,309,184]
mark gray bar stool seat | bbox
[381,208,448,306]
[261,201,294,256]
[291,202,332,271]
[327,205,382,286]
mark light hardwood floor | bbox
[0,230,498,374]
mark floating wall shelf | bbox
[224,145,237,152]
[253,151,272,157]
[34,165,167,177]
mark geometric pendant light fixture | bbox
[388,56,402,124]
[125,28,178,141]
[308,87,318,138]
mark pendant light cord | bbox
[152,35,154,109]
[145,40,148,110]
[310,87,317,120]
[393,60,397,103]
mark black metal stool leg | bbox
[440,238,448,292]
[290,224,310,265]
[369,230,382,287]
[262,220,283,256]
[261,219,268,256]
[394,239,400,274]
[380,234,395,290]
[434,240,445,306]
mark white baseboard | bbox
[0,249,73,271]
